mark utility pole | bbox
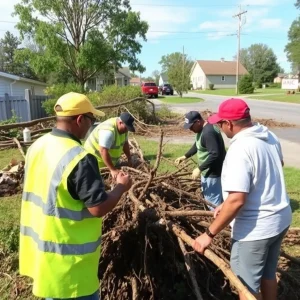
[233,5,247,95]
[182,46,185,96]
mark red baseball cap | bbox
[208,98,250,124]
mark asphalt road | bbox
[150,94,300,167]
[153,92,300,125]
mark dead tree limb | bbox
[138,130,163,201]
[12,138,26,159]
[168,222,256,300]
[177,237,204,300]
[165,210,214,217]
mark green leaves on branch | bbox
[13,0,149,88]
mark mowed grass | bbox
[159,96,204,104]
[247,93,300,104]
[192,88,286,97]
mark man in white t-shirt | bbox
[193,98,292,300]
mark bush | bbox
[267,82,281,88]
[209,83,214,90]
[238,75,254,94]
[93,85,155,123]
[254,81,262,89]
[0,111,21,139]
[42,83,83,115]
[42,84,156,123]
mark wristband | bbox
[205,227,216,238]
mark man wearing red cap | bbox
[193,98,292,300]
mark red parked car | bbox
[141,82,158,98]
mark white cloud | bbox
[259,18,283,29]
[133,5,199,40]
[239,0,280,6]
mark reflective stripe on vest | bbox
[22,145,93,221]
[84,118,126,167]
[20,225,101,255]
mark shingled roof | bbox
[196,60,248,76]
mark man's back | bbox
[222,124,292,241]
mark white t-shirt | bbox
[222,124,292,241]
[98,130,128,148]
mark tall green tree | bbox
[0,31,20,73]
[0,31,39,79]
[159,52,193,97]
[14,0,148,90]
[151,70,160,85]
[285,17,300,72]
[239,44,282,84]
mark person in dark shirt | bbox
[175,111,226,208]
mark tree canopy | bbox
[159,52,193,97]
[239,43,282,84]
[285,16,300,72]
[0,31,38,79]
[13,0,148,89]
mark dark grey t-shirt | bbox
[52,129,108,207]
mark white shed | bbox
[0,72,47,97]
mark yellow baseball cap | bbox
[54,92,105,117]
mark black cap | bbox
[183,111,203,129]
[120,112,135,132]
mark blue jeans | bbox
[46,291,100,300]
[201,176,223,209]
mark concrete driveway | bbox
[151,94,300,168]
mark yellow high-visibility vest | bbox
[19,133,102,298]
[84,117,127,168]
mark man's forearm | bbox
[209,194,245,235]
[123,142,131,160]
[89,184,126,217]
[100,148,116,171]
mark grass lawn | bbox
[159,96,204,104]
[247,93,300,104]
[192,88,285,97]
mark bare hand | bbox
[110,169,119,179]
[213,204,223,218]
[193,233,212,254]
[116,172,132,191]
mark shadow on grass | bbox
[290,198,300,213]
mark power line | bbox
[131,3,237,7]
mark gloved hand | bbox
[191,168,201,180]
[175,155,186,165]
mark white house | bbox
[159,73,168,86]
[190,59,248,90]
[86,67,131,91]
[0,71,47,96]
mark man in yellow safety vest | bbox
[84,112,135,178]
[19,92,132,300]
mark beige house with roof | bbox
[190,59,248,90]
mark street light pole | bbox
[233,5,247,95]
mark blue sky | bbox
[132,0,298,76]
[0,0,298,77]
